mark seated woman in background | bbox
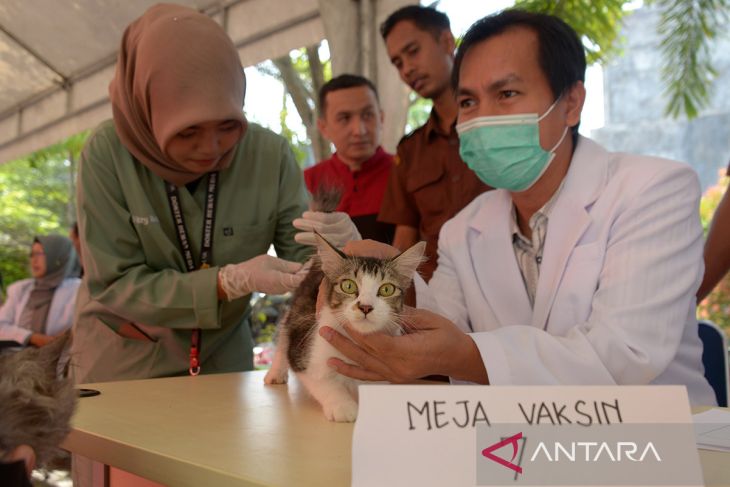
[0,236,80,347]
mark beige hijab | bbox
[109,3,246,186]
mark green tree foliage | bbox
[515,0,627,65]
[516,0,729,119]
[654,0,730,118]
[406,93,432,134]
[258,43,333,165]
[0,131,88,287]
[277,88,311,166]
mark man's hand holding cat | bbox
[293,211,361,248]
[218,255,305,300]
[319,307,489,384]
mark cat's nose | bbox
[357,303,373,315]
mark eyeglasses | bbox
[29,251,45,258]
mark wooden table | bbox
[63,371,352,487]
[63,371,730,487]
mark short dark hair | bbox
[380,5,450,40]
[453,10,586,142]
[318,74,379,117]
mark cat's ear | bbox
[314,231,347,276]
[392,241,427,278]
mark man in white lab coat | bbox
[318,10,716,405]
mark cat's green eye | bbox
[378,283,396,297]
[340,279,358,294]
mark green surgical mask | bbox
[456,98,568,192]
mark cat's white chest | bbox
[306,307,359,386]
[291,306,362,421]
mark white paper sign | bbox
[352,385,703,487]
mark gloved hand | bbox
[292,211,362,248]
[218,255,305,300]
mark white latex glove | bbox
[218,255,305,299]
[292,211,362,248]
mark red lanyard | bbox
[165,172,219,376]
[188,328,202,376]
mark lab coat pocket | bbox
[85,318,162,382]
[551,242,605,329]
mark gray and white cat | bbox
[264,235,425,422]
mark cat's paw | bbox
[264,369,288,385]
[323,400,358,422]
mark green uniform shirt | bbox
[71,120,309,383]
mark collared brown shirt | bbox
[378,110,491,281]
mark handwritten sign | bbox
[351,386,702,487]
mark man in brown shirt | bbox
[377,5,491,281]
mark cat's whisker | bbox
[330,310,349,331]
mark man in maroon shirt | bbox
[304,74,395,243]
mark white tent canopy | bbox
[0,0,413,165]
[0,0,329,164]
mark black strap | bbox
[164,172,219,375]
[165,171,218,272]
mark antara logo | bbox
[530,441,662,462]
[481,432,524,474]
[481,432,662,474]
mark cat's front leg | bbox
[264,322,290,385]
[298,373,358,422]
[325,396,358,422]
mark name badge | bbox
[352,385,702,487]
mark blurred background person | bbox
[0,236,80,347]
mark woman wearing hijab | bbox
[0,236,81,347]
[70,3,344,385]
